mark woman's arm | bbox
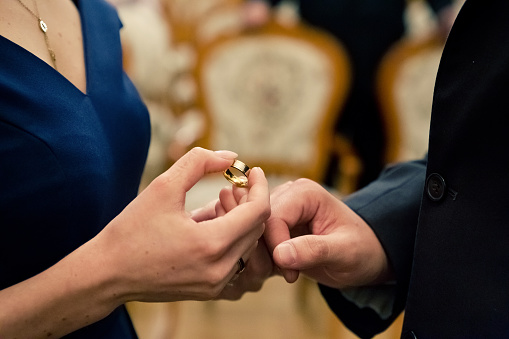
[0,148,270,339]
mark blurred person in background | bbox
[255,0,455,189]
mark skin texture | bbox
[0,148,271,339]
[265,179,393,288]
[217,178,394,300]
[0,0,87,92]
[205,185,277,300]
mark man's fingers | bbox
[190,199,219,222]
[264,217,291,256]
[218,187,237,215]
[232,185,248,204]
[263,216,299,283]
[264,179,319,254]
[274,235,335,271]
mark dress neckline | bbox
[0,0,89,96]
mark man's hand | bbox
[265,179,394,289]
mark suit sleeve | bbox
[319,157,427,338]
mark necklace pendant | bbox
[39,20,48,33]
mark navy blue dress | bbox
[0,0,150,337]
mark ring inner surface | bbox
[224,168,248,187]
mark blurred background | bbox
[105,0,464,338]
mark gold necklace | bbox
[16,0,57,69]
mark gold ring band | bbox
[223,159,250,187]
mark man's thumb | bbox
[274,235,330,270]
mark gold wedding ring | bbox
[223,159,250,187]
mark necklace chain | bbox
[16,0,57,69]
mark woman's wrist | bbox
[0,235,125,339]
[80,226,135,308]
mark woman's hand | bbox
[0,148,270,339]
[99,147,271,303]
[210,184,277,300]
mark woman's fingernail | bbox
[214,150,238,160]
[251,167,264,175]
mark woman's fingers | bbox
[197,167,269,277]
[190,199,219,222]
[217,187,237,216]
[159,147,237,197]
[208,167,270,237]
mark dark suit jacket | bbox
[320,0,509,337]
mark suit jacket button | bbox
[403,330,418,339]
[426,173,446,201]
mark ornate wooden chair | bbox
[161,0,243,44]
[185,13,357,212]
[376,30,445,163]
